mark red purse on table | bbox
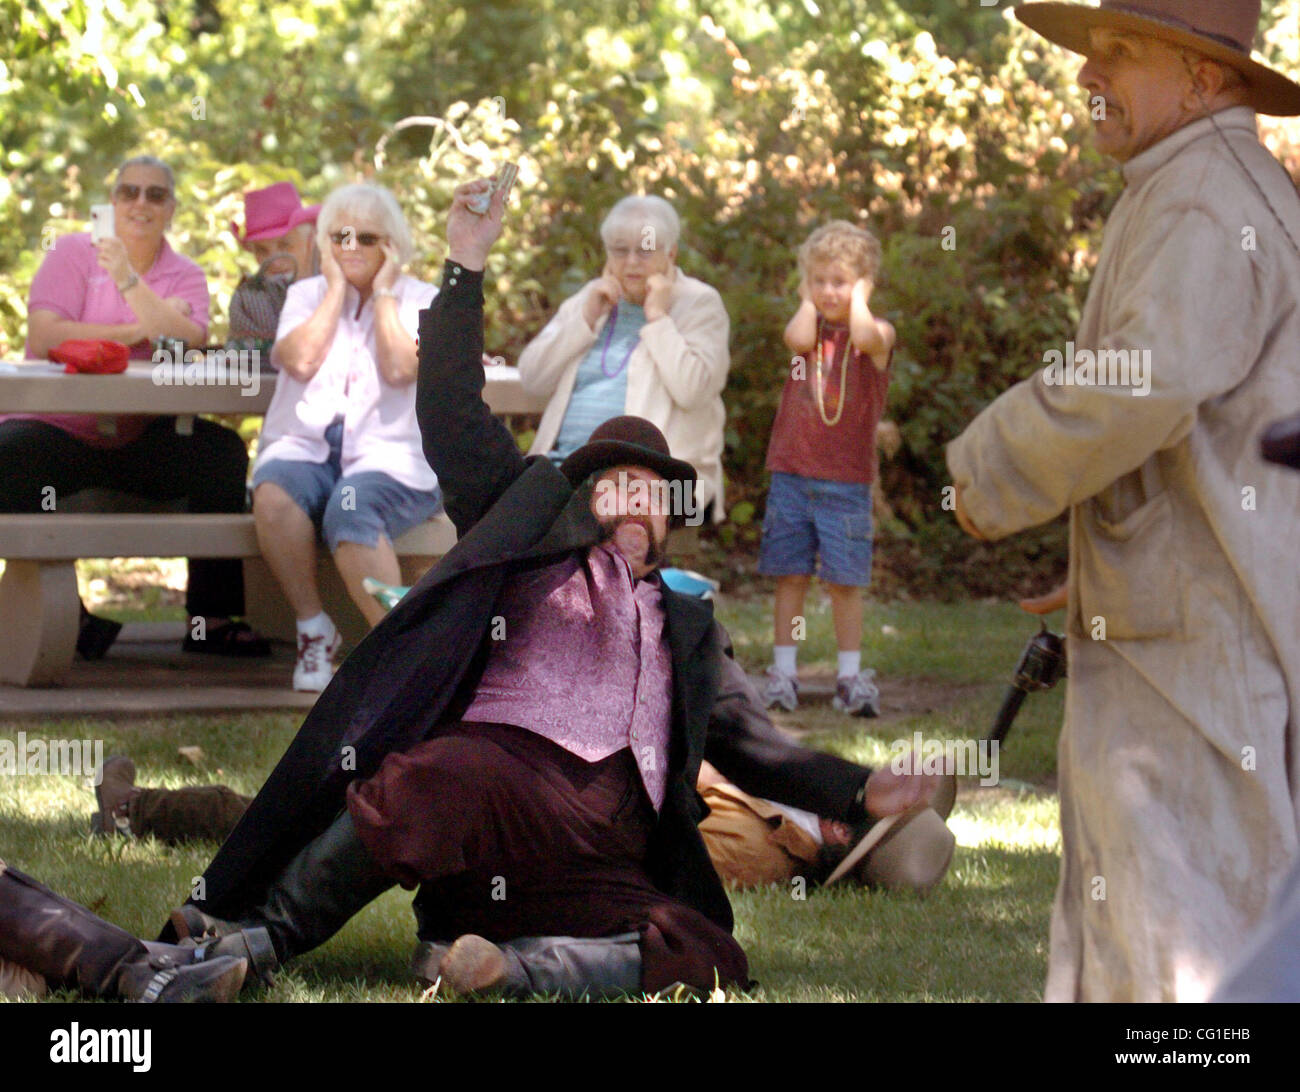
[48,339,130,374]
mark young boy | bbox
[758,221,895,716]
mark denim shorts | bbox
[252,420,443,552]
[757,472,874,587]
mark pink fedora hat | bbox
[232,181,321,246]
[1015,0,1300,116]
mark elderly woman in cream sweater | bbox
[518,195,730,522]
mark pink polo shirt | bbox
[3,232,210,448]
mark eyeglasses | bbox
[607,244,660,262]
[329,231,386,248]
[113,184,172,205]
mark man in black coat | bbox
[167,179,937,998]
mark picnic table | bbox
[0,357,544,686]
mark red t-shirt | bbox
[765,322,891,484]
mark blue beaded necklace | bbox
[599,304,641,379]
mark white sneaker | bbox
[763,666,799,712]
[833,669,880,717]
[293,622,341,692]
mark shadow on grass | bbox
[734,843,1057,1003]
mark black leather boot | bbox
[435,931,643,999]
[0,861,246,1002]
[172,811,393,985]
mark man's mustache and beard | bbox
[599,513,667,571]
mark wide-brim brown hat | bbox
[824,802,956,892]
[560,415,697,499]
[930,772,957,820]
[1015,1,1300,116]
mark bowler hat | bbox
[232,182,321,246]
[1015,0,1300,116]
[560,416,698,493]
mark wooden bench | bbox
[0,361,545,687]
[0,508,459,687]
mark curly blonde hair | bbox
[797,220,881,282]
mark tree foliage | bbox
[2,0,1297,594]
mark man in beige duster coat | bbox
[947,0,1300,1002]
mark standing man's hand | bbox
[583,264,622,330]
[447,178,506,272]
[643,266,677,322]
[1020,582,1068,614]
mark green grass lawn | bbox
[1,592,1065,1003]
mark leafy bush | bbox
[3,0,1297,597]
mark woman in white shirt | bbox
[252,183,440,691]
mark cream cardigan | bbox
[519,272,730,520]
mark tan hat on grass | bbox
[824,802,956,892]
[1015,0,1300,116]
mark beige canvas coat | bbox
[518,273,730,519]
[947,108,1300,1002]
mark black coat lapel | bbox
[662,588,718,770]
[422,457,579,586]
[515,488,603,560]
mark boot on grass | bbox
[0,860,245,1003]
[422,931,643,1000]
[170,810,393,988]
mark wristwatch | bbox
[117,272,139,294]
[849,780,869,823]
[373,287,398,300]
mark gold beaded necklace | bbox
[813,318,848,427]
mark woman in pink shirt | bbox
[0,155,268,658]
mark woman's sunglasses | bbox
[329,231,386,248]
[114,184,172,205]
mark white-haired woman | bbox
[252,182,441,690]
[518,195,730,521]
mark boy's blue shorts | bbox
[253,420,443,553]
[757,472,874,587]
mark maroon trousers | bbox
[346,721,748,994]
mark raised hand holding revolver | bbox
[447,177,509,272]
